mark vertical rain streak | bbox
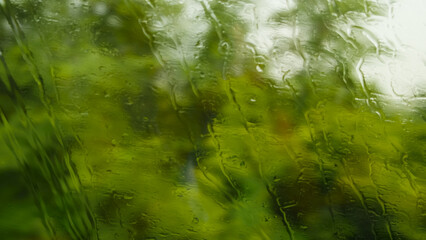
[0,0,95,239]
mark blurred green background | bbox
[0,0,425,239]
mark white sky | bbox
[247,0,426,99]
[385,0,426,97]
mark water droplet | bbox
[218,40,230,55]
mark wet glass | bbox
[0,0,425,239]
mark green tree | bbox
[0,0,425,239]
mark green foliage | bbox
[0,0,425,239]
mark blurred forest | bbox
[0,0,425,239]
